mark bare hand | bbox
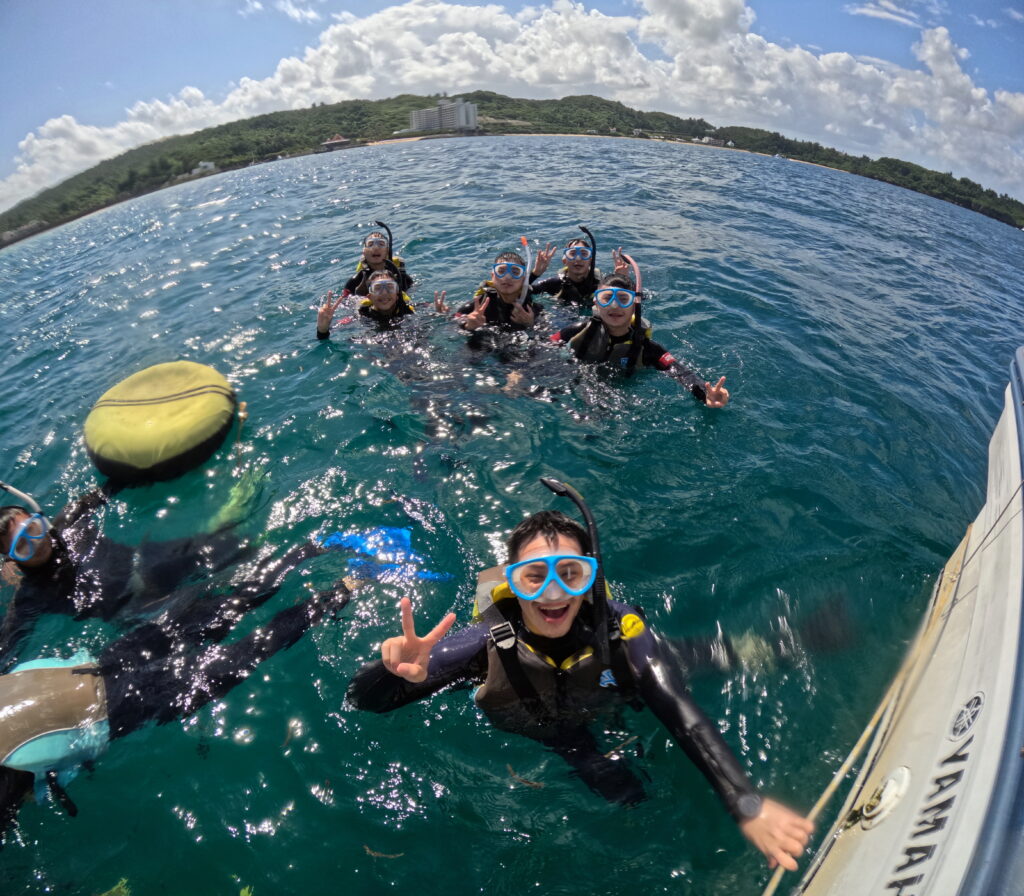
[381,597,457,683]
[612,247,631,276]
[510,302,535,327]
[533,242,556,276]
[461,294,491,330]
[704,376,729,408]
[434,290,449,313]
[317,290,346,333]
[739,798,813,872]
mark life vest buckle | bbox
[489,621,517,650]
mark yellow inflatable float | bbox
[84,361,237,484]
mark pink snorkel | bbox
[519,235,532,307]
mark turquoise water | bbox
[2,135,1024,895]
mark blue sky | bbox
[2,0,1023,211]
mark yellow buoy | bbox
[84,361,237,484]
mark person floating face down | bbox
[317,270,417,338]
[0,483,252,668]
[0,539,351,836]
[347,504,813,872]
[435,251,543,333]
[552,268,730,407]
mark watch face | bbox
[738,794,764,819]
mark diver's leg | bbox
[540,726,647,806]
[103,581,350,738]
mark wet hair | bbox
[507,510,591,563]
[367,270,396,284]
[0,765,32,839]
[597,273,633,290]
[493,251,526,267]
[0,506,25,552]
[364,230,388,246]
[564,237,588,249]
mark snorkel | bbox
[374,220,394,262]
[578,224,597,281]
[539,477,611,666]
[519,236,532,307]
[620,253,644,376]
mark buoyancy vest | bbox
[567,316,653,370]
[470,571,645,736]
[553,267,601,303]
[350,257,410,295]
[0,652,109,800]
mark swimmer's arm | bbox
[550,322,586,347]
[645,341,727,405]
[624,629,761,820]
[347,623,488,713]
[530,276,563,295]
[53,480,122,530]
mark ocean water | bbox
[1,135,1023,895]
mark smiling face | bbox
[367,274,400,313]
[513,532,588,638]
[362,233,389,268]
[563,240,591,281]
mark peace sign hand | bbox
[533,242,557,276]
[434,290,449,313]
[704,376,730,408]
[317,290,347,333]
[461,294,491,330]
[612,247,631,276]
[381,597,457,683]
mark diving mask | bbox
[505,554,597,601]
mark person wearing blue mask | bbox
[437,251,543,332]
[348,482,811,872]
[552,267,730,407]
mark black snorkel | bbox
[578,224,597,281]
[620,253,644,377]
[374,219,394,264]
[539,476,611,666]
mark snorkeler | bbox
[0,547,353,834]
[551,256,730,407]
[317,270,417,337]
[0,479,270,667]
[340,221,414,297]
[436,249,543,332]
[348,480,813,872]
[529,226,608,306]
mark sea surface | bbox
[1,136,1023,895]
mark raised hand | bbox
[510,302,535,327]
[704,376,730,408]
[739,798,814,871]
[612,247,631,276]
[317,290,347,333]
[381,597,457,683]
[434,290,449,313]
[461,294,491,330]
[533,242,557,276]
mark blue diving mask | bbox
[505,554,597,601]
[492,263,526,280]
[563,246,592,261]
[594,287,636,308]
[5,513,50,562]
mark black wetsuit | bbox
[456,286,543,332]
[531,269,601,306]
[343,259,413,297]
[316,297,415,339]
[0,541,344,831]
[555,319,710,403]
[348,599,762,816]
[0,489,253,669]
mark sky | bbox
[1,0,1023,214]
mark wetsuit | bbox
[316,294,415,339]
[0,540,344,832]
[554,318,710,403]
[531,268,601,306]
[343,258,413,297]
[0,488,254,669]
[347,599,763,817]
[456,285,543,332]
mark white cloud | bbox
[968,13,999,27]
[2,0,1023,212]
[844,2,921,28]
[275,0,321,23]
[1005,6,1024,22]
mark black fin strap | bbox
[46,772,78,817]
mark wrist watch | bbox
[737,793,764,820]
